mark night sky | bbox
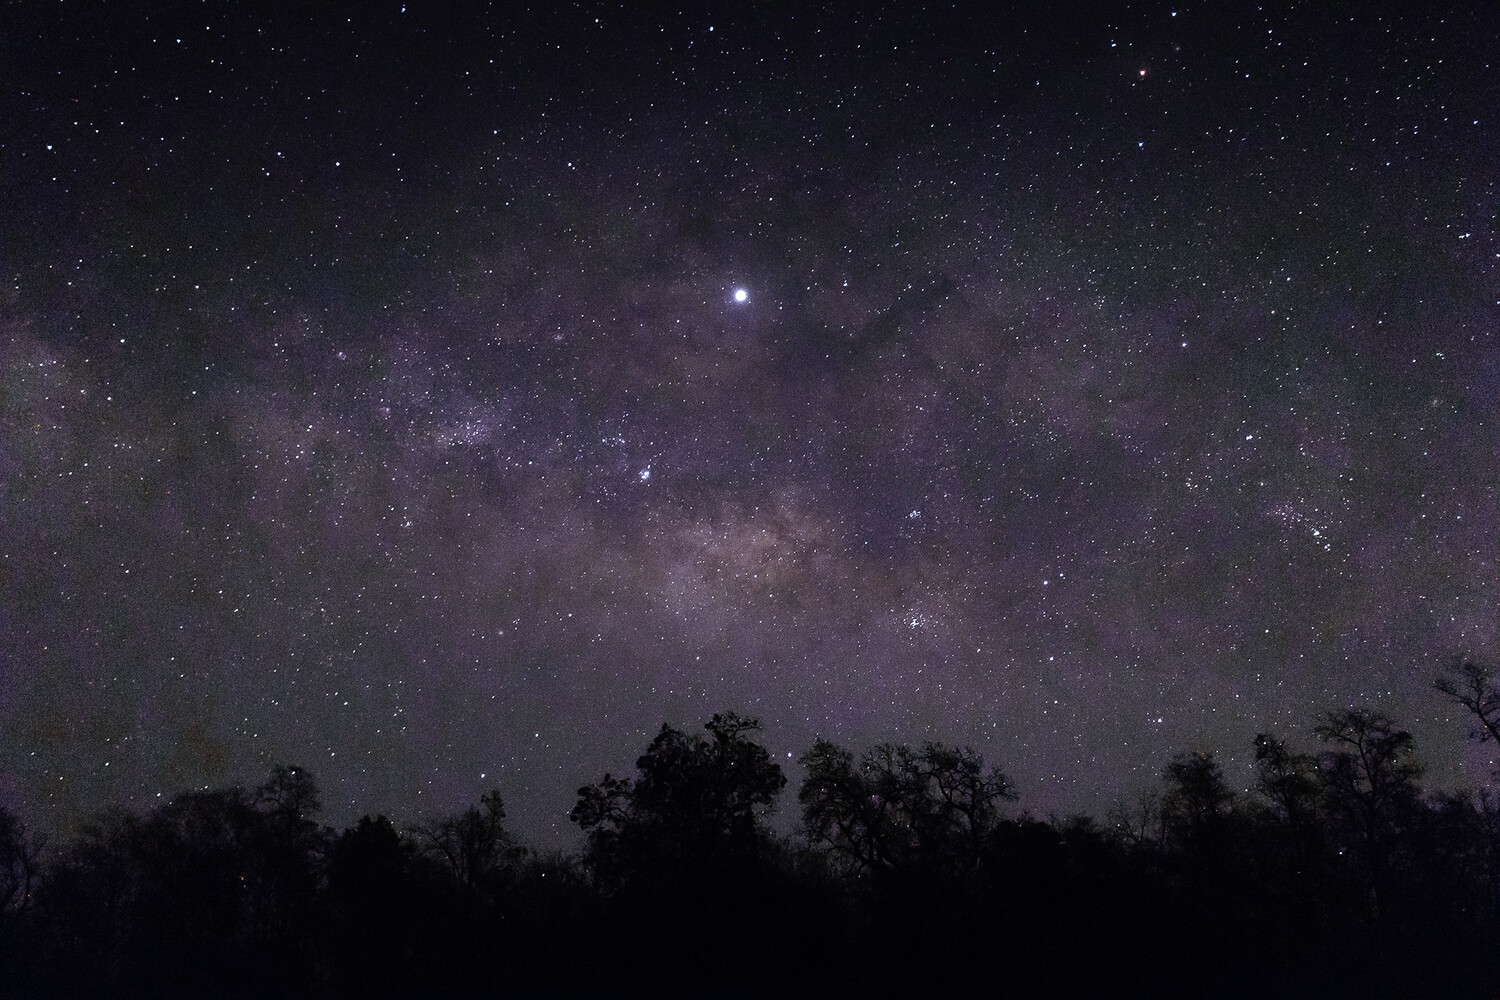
[2,2,1497,847]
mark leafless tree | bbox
[1435,658,1500,757]
[414,790,521,894]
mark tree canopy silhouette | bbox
[571,712,786,881]
[27,767,328,998]
[799,738,1015,878]
[1254,732,1321,830]
[6,703,1500,1000]
[1160,750,1235,842]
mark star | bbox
[733,288,748,303]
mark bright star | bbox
[733,288,748,303]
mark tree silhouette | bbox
[1315,708,1423,905]
[799,738,1015,878]
[570,773,633,857]
[1435,659,1500,760]
[566,713,790,994]
[635,712,787,843]
[248,765,326,972]
[21,766,330,998]
[1107,786,1167,855]
[413,789,522,896]
[33,806,142,992]
[327,815,432,996]
[329,814,412,894]
[257,763,322,835]
[572,712,785,879]
[0,805,41,918]
[1251,731,1326,906]
[6,706,1500,999]
[1315,709,1422,828]
[0,805,43,994]
[1161,750,1235,842]
[1253,733,1321,830]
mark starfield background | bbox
[0,1,1498,997]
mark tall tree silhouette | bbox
[1161,750,1235,843]
[566,713,790,995]
[248,764,326,972]
[0,805,43,992]
[1252,731,1325,893]
[0,805,41,918]
[1315,708,1423,904]
[327,815,433,997]
[572,712,785,880]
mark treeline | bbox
[2,662,1500,999]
